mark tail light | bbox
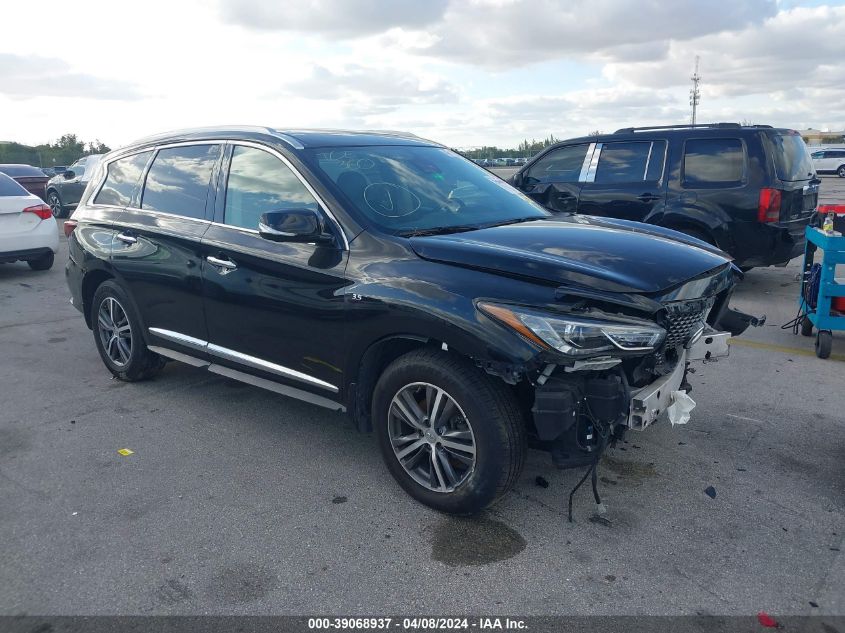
[23,203,53,220]
[757,188,782,223]
[63,220,78,238]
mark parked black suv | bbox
[66,127,755,514]
[508,124,819,270]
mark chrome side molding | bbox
[146,342,345,412]
[206,343,338,392]
[149,327,208,352]
[147,327,338,392]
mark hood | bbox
[409,216,732,294]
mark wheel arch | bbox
[348,334,435,433]
[81,269,115,329]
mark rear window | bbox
[0,164,46,178]
[0,172,29,196]
[770,133,814,182]
[683,138,744,185]
[94,151,153,207]
[141,145,220,219]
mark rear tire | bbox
[27,251,54,271]
[373,348,526,515]
[47,191,65,218]
[91,280,166,381]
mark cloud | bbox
[0,53,143,100]
[281,64,460,111]
[603,6,845,96]
[218,0,448,37]
[360,0,777,68]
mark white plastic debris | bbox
[667,390,696,426]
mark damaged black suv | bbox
[66,127,756,515]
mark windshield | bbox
[303,145,549,235]
[770,132,815,182]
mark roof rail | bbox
[613,122,759,134]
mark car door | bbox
[82,150,154,272]
[111,143,221,352]
[514,143,589,213]
[576,140,668,221]
[200,142,349,398]
[59,159,92,208]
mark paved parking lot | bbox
[1,184,843,616]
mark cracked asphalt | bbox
[0,178,842,616]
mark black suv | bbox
[508,124,819,270]
[66,127,755,515]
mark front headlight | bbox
[478,302,666,357]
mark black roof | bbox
[124,126,440,152]
[0,164,47,177]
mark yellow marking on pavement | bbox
[117,448,134,456]
[730,338,845,362]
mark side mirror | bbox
[258,209,335,245]
[63,170,76,180]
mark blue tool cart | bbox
[798,226,845,358]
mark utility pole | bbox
[689,56,701,126]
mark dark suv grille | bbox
[662,299,713,348]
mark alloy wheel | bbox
[97,296,132,366]
[48,193,62,217]
[388,382,476,493]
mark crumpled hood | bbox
[409,215,732,294]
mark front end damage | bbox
[490,263,762,474]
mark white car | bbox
[0,172,59,270]
[810,147,845,177]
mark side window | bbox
[141,144,220,219]
[683,138,744,186]
[525,144,588,183]
[594,141,665,184]
[810,151,823,159]
[93,151,153,207]
[833,151,845,159]
[223,145,319,230]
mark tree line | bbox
[459,135,563,159]
[0,134,111,168]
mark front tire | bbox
[91,280,165,381]
[27,251,54,271]
[815,330,833,359]
[837,165,845,178]
[373,349,526,515]
[47,191,65,218]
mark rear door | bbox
[112,143,221,352]
[516,143,589,213]
[200,142,349,398]
[80,151,153,270]
[576,140,667,221]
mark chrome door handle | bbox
[206,255,237,274]
[116,232,137,244]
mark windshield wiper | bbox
[399,217,544,237]
[399,224,484,237]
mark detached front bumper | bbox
[628,329,731,430]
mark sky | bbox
[1,0,843,150]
